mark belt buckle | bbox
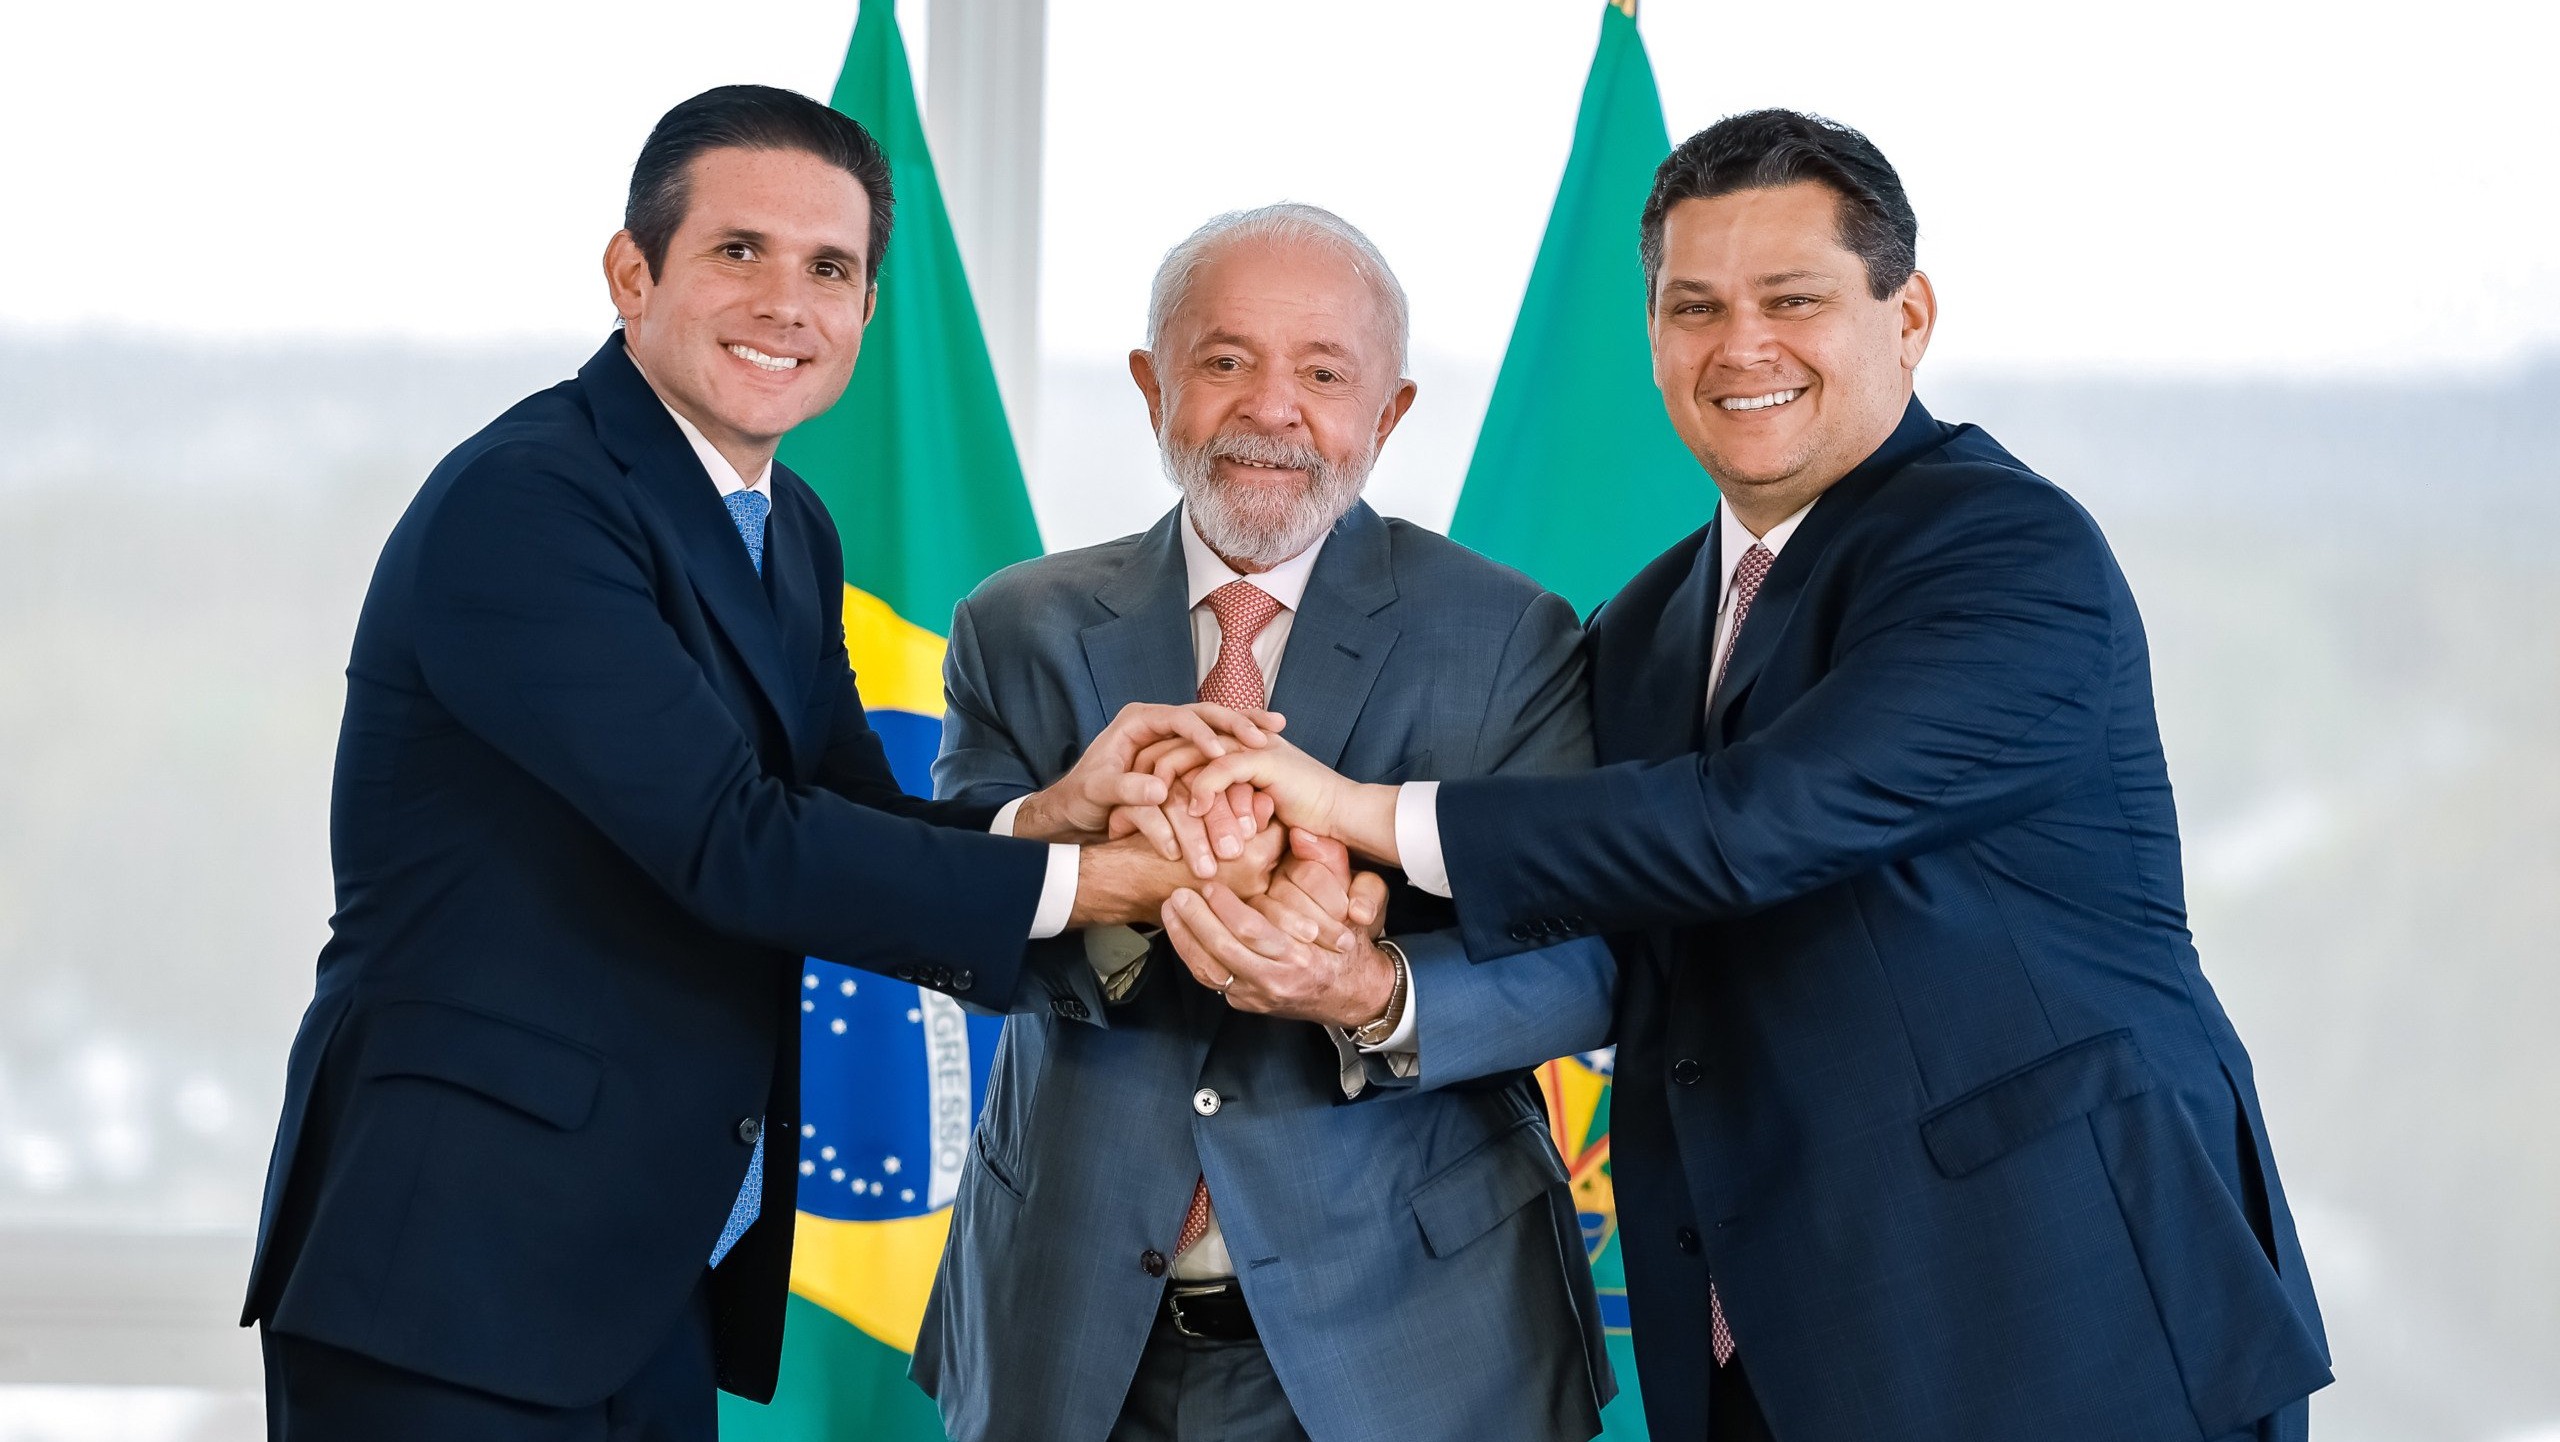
[1166,1282,1226,1340]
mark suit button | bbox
[1507,926,1531,943]
[893,967,916,984]
[1141,1249,1168,1277]
[1672,1058,1702,1086]
[954,969,976,991]
[737,1117,763,1146]
[1676,1226,1701,1255]
[1192,1088,1223,1117]
[1051,996,1087,1020]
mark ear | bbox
[1371,377,1419,454]
[603,231,651,325]
[1897,270,1938,373]
[861,282,879,328]
[1129,349,1168,433]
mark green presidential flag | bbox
[717,2,1041,1438]
[1451,0,1707,620]
[1454,5,1707,1438]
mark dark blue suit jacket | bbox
[1438,400,2330,1442]
[241,334,1049,1407]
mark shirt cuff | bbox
[1395,781,1451,897]
[1028,842,1079,941]
[1357,943,1420,1055]
[990,796,1027,837]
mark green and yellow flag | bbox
[1451,0,1706,619]
[1455,5,1707,1438]
[718,2,1041,1437]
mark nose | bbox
[746,261,809,331]
[1716,305,1784,369]
[1235,366,1305,433]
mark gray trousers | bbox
[1108,1311,1312,1442]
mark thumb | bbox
[1348,870,1389,930]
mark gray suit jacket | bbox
[911,503,1618,1442]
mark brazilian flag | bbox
[718,2,1041,1437]
[1454,4,1707,1437]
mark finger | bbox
[1168,889,1281,986]
[1159,894,1238,991]
[1246,709,1286,735]
[1166,794,1220,879]
[1261,878,1353,951]
[1194,787,1248,865]
[1134,735,1189,773]
[1121,802,1181,863]
[1185,753,1264,815]
[1202,882,1296,962]
[1226,781,1256,826]
[1147,743,1211,787]
[1348,871,1390,932]
[1085,768,1168,812]
[1162,706,1236,761]
[1251,789,1276,829]
[1185,702,1270,748]
[1277,845,1352,914]
[1288,827,1353,887]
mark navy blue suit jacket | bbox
[1437,400,2330,1442]
[241,334,1049,1407]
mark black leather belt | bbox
[1161,1279,1257,1341]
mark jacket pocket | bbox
[357,998,604,1131]
[1919,1029,2153,1179]
[1410,1121,1568,1259]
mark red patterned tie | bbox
[1177,580,1287,1261]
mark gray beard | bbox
[1159,426,1374,569]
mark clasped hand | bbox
[1011,702,1398,1030]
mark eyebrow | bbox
[1752,269,1836,288]
[1193,330,1363,364]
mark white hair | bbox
[1144,202,1411,376]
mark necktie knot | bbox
[1730,541,1775,620]
[1204,579,1283,645]
[724,489,771,575]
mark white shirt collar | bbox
[658,399,773,499]
[1718,495,1818,598]
[1178,505,1328,614]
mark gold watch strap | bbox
[1349,938,1409,1047]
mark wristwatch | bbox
[1347,938,1410,1048]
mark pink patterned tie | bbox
[1711,541,1776,706]
[1705,542,1772,1366]
[1177,580,1287,1262]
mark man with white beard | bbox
[910,204,1622,1442]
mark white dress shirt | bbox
[663,398,1077,940]
[1398,498,1819,897]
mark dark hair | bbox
[1639,109,1917,301]
[624,84,896,283]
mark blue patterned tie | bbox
[724,489,770,574]
[709,483,771,1267]
[711,1127,764,1267]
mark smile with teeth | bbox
[727,343,800,372]
[1720,388,1802,412]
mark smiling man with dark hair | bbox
[1171,110,2332,1442]
[241,84,1277,1441]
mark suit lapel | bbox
[1702,395,1953,749]
[1080,510,1200,720]
[765,480,824,772]
[581,337,805,739]
[1268,505,1399,772]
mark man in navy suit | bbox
[1174,111,2330,1442]
[241,86,1278,1441]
